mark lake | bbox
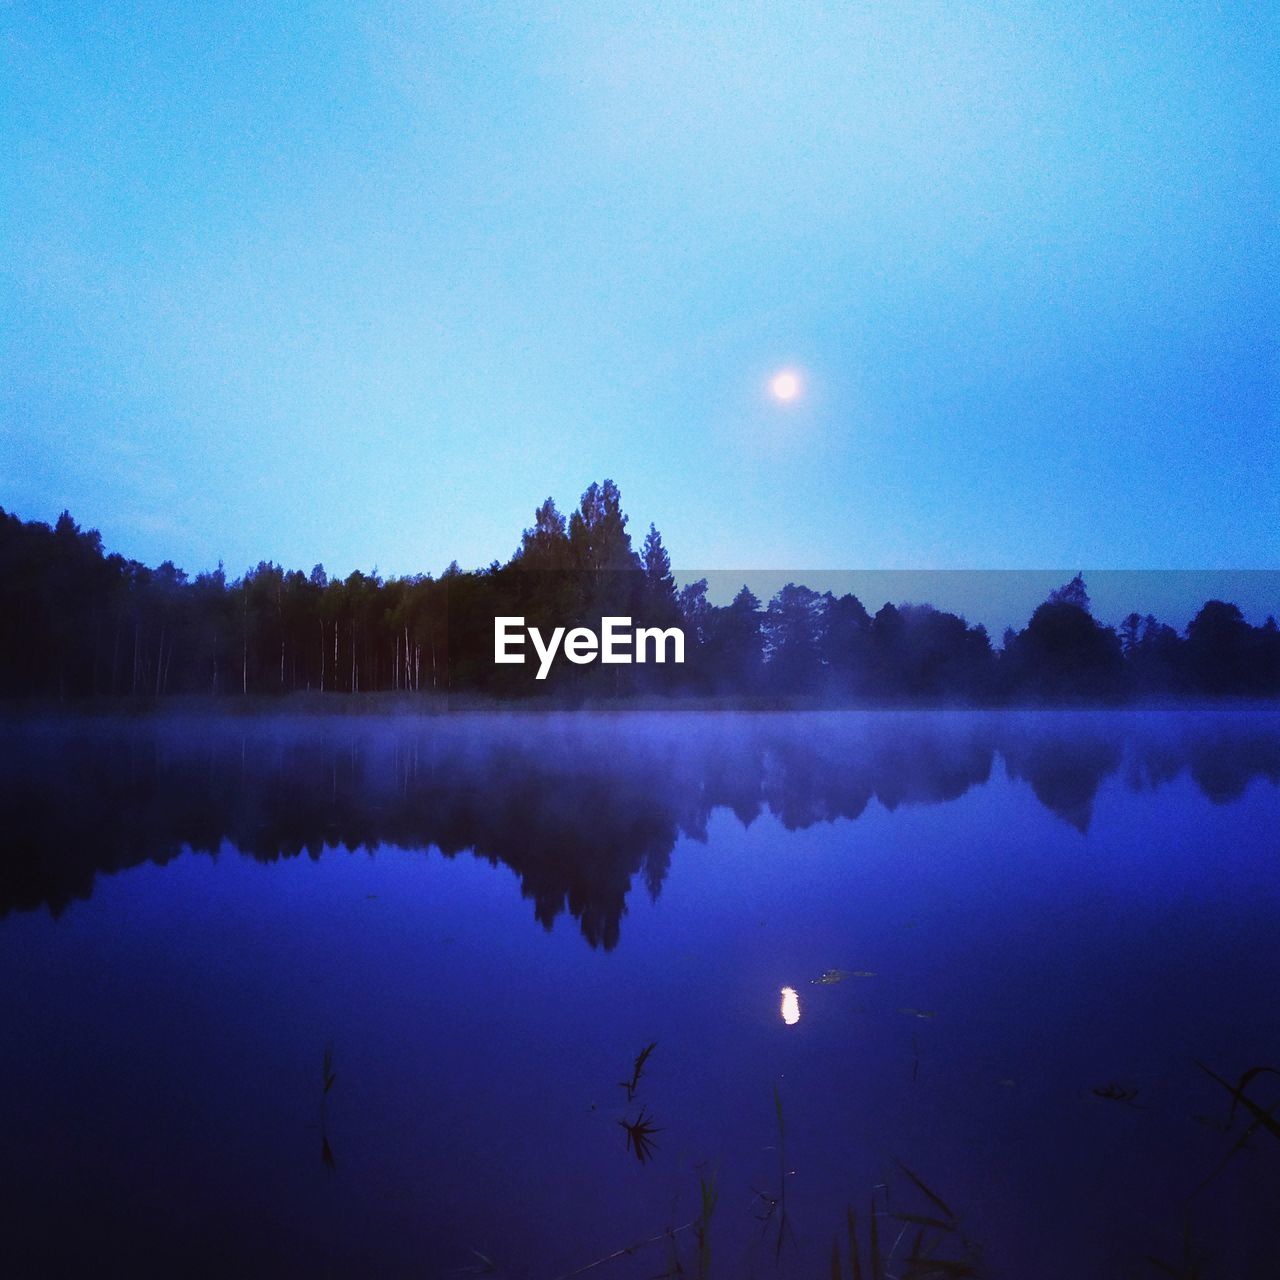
[1,709,1278,1278]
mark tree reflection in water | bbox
[1,710,1277,945]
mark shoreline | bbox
[3,691,1278,718]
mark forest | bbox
[1,480,1277,702]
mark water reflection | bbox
[1,710,1277,944]
[780,986,800,1025]
[1,709,1279,1277]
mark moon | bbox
[769,369,801,403]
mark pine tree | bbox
[514,498,571,570]
[568,480,639,572]
[641,523,677,620]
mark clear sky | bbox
[3,1,1277,583]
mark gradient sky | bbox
[3,1,1277,583]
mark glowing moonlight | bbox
[769,369,801,402]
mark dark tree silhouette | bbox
[513,497,572,570]
[1002,577,1126,702]
[763,583,826,692]
[705,585,764,693]
[641,523,678,621]
[0,506,1276,702]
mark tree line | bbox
[1,482,1277,701]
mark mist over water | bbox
[1,709,1278,1275]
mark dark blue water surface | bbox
[1,710,1278,1278]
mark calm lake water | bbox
[1,710,1278,1278]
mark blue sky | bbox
[3,1,1277,585]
